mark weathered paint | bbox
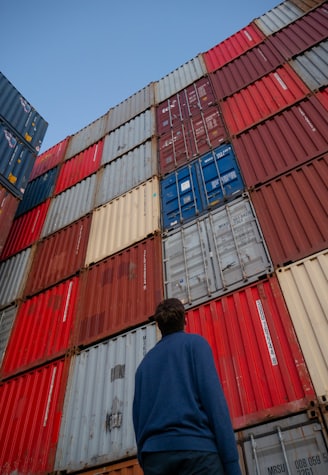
[0,185,19,255]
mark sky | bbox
[1,0,280,154]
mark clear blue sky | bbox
[1,0,280,153]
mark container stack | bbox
[0,72,48,253]
[0,1,327,474]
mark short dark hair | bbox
[154,298,185,336]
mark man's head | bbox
[154,298,186,336]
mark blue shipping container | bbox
[15,167,59,217]
[0,122,36,198]
[161,144,244,230]
[0,73,48,152]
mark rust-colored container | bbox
[0,358,70,474]
[1,277,79,378]
[54,139,104,195]
[29,137,69,181]
[250,155,328,267]
[0,185,19,255]
[233,96,328,187]
[0,199,50,260]
[210,38,285,100]
[74,235,163,347]
[316,86,328,111]
[221,64,310,135]
[158,107,228,175]
[291,0,324,12]
[23,214,91,297]
[185,276,316,430]
[269,5,328,60]
[75,459,143,475]
[203,23,265,73]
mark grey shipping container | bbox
[0,72,48,152]
[0,247,32,309]
[254,1,303,36]
[0,304,18,365]
[0,122,36,198]
[290,39,328,91]
[162,194,273,308]
[55,323,158,472]
[238,413,328,474]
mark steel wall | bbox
[0,248,32,309]
[29,137,69,180]
[0,185,19,254]
[254,1,303,36]
[290,39,328,90]
[0,304,18,365]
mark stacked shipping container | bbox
[0,1,328,473]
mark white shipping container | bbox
[276,249,328,403]
[41,174,97,237]
[86,177,161,265]
[96,140,157,208]
[163,194,273,308]
[254,1,303,35]
[155,55,206,103]
[0,247,32,309]
[54,323,158,472]
[290,39,328,91]
[0,304,18,364]
[101,109,155,166]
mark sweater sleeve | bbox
[192,337,242,475]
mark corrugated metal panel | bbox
[0,122,36,198]
[239,413,328,474]
[24,215,91,297]
[75,235,163,346]
[290,39,328,91]
[269,4,328,59]
[76,459,142,475]
[210,38,285,100]
[0,247,32,309]
[96,139,158,208]
[0,72,48,152]
[203,23,265,73]
[161,144,244,230]
[0,304,18,365]
[55,324,157,471]
[0,359,69,474]
[291,0,324,12]
[101,109,155,165]
[30,137,69,180]
[0,185,19,255]
[0,199,50,260]
[233,96,328,187]
[186,277,316,429]
[276,249,328,401]
[254,1,303,36]
[156,76,216,136]
[65,111,111,160]
[163,194,273,308]
[108,82,155,131]
[316,85,328,110]
[221,64,310,134]
[15,166,59,217]
[41,174,97,238]
[155,55,206,103]
[250,155,328,266]
[158,107,228,176]
[86,178,161,266]
[1,277,79,378]
[54,139,104,194]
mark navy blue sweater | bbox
[133,331,241,475]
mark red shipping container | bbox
[1,277,79,378]
[0,358,70,474]
[221,64,310,135]
[0,199,50,260]
[185,276,316,430]
[0,185,19,255]
[23,214,91,297]
[269,5,328,60]
[210,38,285,100]
[29,137,69,181]
[156,77,216,136]
[203,23,265,73]
[54,139,104,195]
[73,235,164,347]
[232,96,328,187]
[158,107,228,175]
[316,86,328,111]
[250,155,328,266]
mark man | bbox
[133,298,242,475]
